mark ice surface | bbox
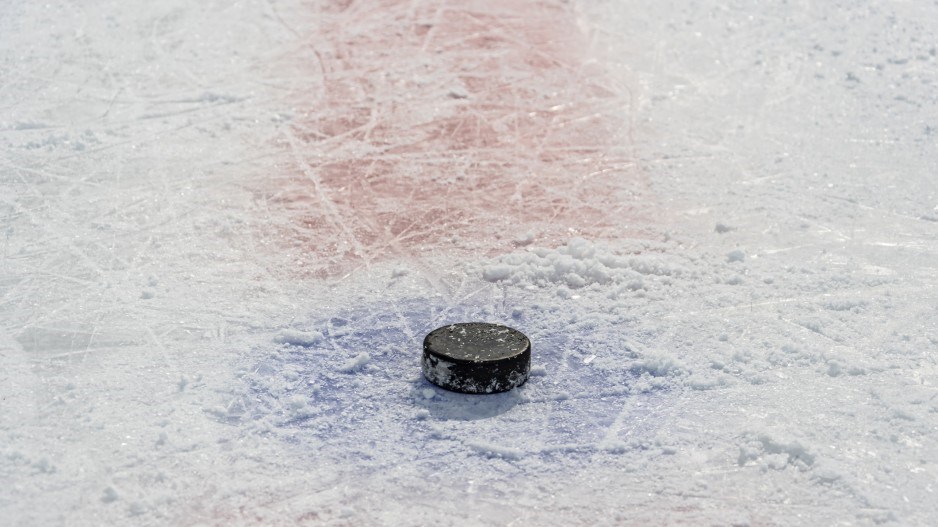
[267,0,652,278]
[2,0,938,525]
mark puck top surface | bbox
[423,323,529,363]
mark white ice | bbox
[2,0,937,525]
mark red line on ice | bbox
[272,0,652,277]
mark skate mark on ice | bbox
[262,0,654,278]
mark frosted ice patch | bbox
[481,264,512,282]
[274,329,324,347]
[630,352,684,377]
[338,352,371,373]
[481,238,682,289]
[512,231,535,246]
[465,440,522,460]
[738,431,816,471]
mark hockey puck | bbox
[422,322,531,394]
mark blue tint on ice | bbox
[242,297,667,463]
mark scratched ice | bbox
[2,0,938,525]
[242,296,667,464]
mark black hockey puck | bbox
[422,322,531,394]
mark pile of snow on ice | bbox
[482,237,682,290]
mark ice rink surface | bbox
[2,0,937,525]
